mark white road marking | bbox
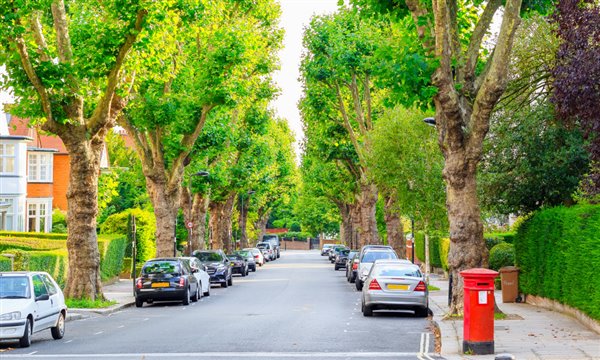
[143,318,149,321]
[117,325,125,329]
[27,352,37,355]
[0,352,428,358]
[234,279,290,283]
[94,331,103,335]
[63,340,72,344]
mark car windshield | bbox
[257,243,269,249]
[374,266,422,278]
[341,249,350,256]
[228,255,243,260]
[361,251,398,263]
[142,261,180,275]
[195,252,223,262]
[0,276,30,299]
[235,251,251,257]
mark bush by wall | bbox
[485,232,516,250]
[515,205,600,320]
[280,231,313,242]
[52,209,67,233]
[98,235,128,281]
[489,242,515,270]
[439,237,450,271]
[0,255,11,271]
[414,232,450,270]
[100,208,156,263]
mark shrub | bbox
[11,249,69,286]
[439,237,450,271]
[100,208,156,263]
[52,209,67,233]
[414,231,425,262]
[489,243,515,271]
[0,231,67,240]
[515,205,600,320]
[98,235,128,281]
[0,237,66,252]
[0,255,11,271]
[280,231,312,241]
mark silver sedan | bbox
[361,260,429,317]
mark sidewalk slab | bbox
[429,276,600,360]
[67,279,136,321]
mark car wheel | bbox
[252,266,256,272]
[135,298,144,308]
[415,307,429,318]
[334,265,339,271]
[221,280,228,288]
[355,280,363,291]
[350,274,356,283]
[203,285,211,297]
[241,268,246,277]
[191,285,199,302]
[51,312,65,340]
[19,318,32,348]
[362,303,373,317]
[228,276,233,286]
[182,287,190,305]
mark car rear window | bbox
[0,276,30,299]
[361,251,398,263]
[235,251,250,257]
[195,252,223,262]
[142,260,180,274]
[228,255,243,260]
[374,266,422,278]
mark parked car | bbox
[0,272,66,347]
[262,234,281,258]
[361,260,429,317]
[180,257,211,297]
[329,245,348,262]
[334,249,351,270]
[193,250,233,288]
[257,242,275,261]
[135,258,200,307]
[355,249,399,291]
[346,251,360,283]
[244,247,265,267]
[321,244,335,256]
[235,250,257,272]
[227,254,249,277]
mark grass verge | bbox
[66,298,117,309]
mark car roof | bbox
[147,257,181,261]
[0,271,50,277]
[373,259,413,264]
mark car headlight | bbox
[216,265,226,272]
[0,311,21,321]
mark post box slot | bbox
[477,282,489,286]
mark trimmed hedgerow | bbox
[515,205,600,320]
[0,255,11,271]
[100,208,156,263]
[0,238,66,252]
[414,232,450,270]
[98,235,128,281]
[0,231,68,240]
[489,242,515,271]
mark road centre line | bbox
[0,352,427,358]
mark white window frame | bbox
[26,198,52,233]
[0,144,16,175]
[0,197,15,231]
[28,152,53,182]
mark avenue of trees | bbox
[1,0,597,314]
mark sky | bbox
[271,0,340,159]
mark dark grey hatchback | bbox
[135,258,200,307]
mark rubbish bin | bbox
[499,266,519,303]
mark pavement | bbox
[67,279,136,320]
[428,275,600,360]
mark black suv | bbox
[193,250,233,288]
[262,234,281,258]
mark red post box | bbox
[460,268,499,355]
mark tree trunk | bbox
[444,152,488,314]
[62,140,104,300]
[209,194,235,252]
[337,202,354,248]
[146,174,180,257]
[254,209,270,244]
[191,193,209,252]
[355,182,379,247]
[238,196,249,249]
[384,193,405,259]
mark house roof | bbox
[9,116,68,154]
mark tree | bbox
[119,0,282,256]
[0,0,163,299]
[301,9,388,247]
[552,0,600,199]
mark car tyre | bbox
[362,303,373,317]
[19,318,32,348]
[334,264,340,271]
[415,307,429,318]
[227,275,233,286]
[51,312,65,340]
[182,287,190,305]
[191,285,199,302]
[355,280,363,291]
[135,298,143,308]
[252,266,256,272]
[241,268,246,277]
[203,285,211,297]
[221,280,228,288]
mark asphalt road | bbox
[0,250,442,360]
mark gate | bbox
[309,237,320,250]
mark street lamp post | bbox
[411,216,415,264]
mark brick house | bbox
[0,109,108,232]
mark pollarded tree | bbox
[0,0,171,299]
[119,0,283,256]
[300,9,388,246]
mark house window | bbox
[0,144,15,174]
[0,198,15,231]
[28,153,53,182]
[27,200,51,233]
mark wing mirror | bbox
[36,294,50,302]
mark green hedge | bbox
[280,231,313,241]
[489,242,515,271]
[100,208,156,263]
[414,232,450,270]
[485,232,516,249]
[515,205,600,320]
[0,237,66,252]
[0,231,68,240]
[9,249,69,286]
[0,255,11,271]
[98,235,128,281]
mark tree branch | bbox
[29,11,50,62]
[335,82,365,168]
[363,74,373,131]
[405,0,434,49]
[50,0,74,63]
[348,73,366,135]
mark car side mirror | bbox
[202,265,208,271]
[192,268,198,273]
[36,294,50,302]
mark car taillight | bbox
[369,279,382,290]
[254,255,259,258]
[136,278,143,289]
[352,262,358,270]
[178,277,186,287]
[414,281,427,292]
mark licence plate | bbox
[151,282,170,288]
[387,284,409,290]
